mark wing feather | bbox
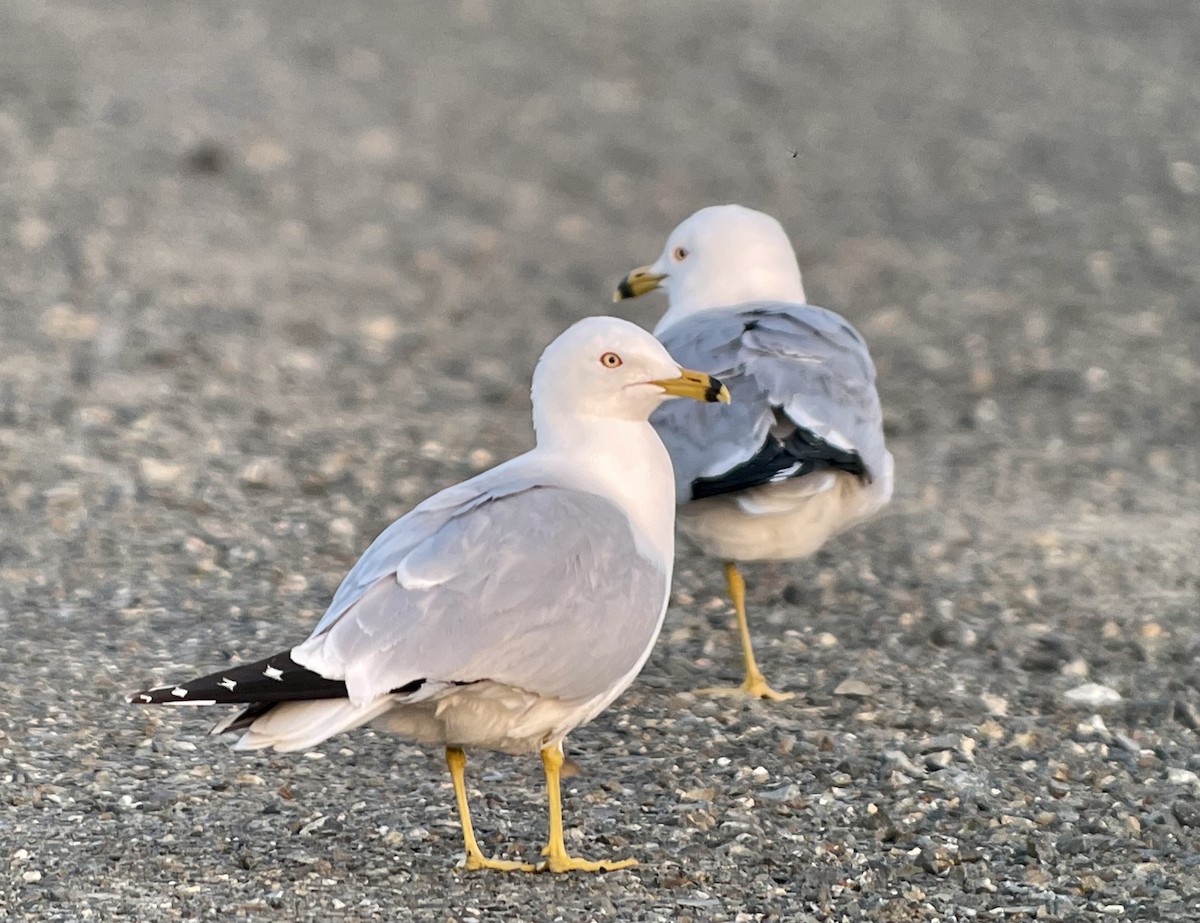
[652,302,887,502]
[293,487,668,706]
[311,465,548,634]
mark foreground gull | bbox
[129,316,728,873]
[615,204,893,700]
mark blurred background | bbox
[2,1,1198,921]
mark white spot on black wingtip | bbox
[263,665,284,681]
[135,693,153,703]
[769,463,803,483]
[171,686,189,698]
[218,677,237,691]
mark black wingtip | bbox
[689,426,867,501]
[127,650,348,707]
[211,701,278,735]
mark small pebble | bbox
[239,457,287,489]
[833,678,874,698]
[1064,683,1122,707]
[1166,768,1199,787]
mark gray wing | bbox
[293,486,668,705]
[312,465,546,635]
[652,302,887,503]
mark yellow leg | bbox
[538,743,637,873]
[445,747,535,872]
[696,562,794,701]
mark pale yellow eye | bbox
[672,246,689,261]
[599,351,623,368]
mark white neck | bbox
[532,416,677,564]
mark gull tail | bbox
[226,697,397,752]
[127,650,386,751]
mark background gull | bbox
[616,205,893,700]
[128,315,728,874]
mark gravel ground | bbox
[2,1,1199,921]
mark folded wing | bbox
[293,486,670,706]
[652,302,887,503]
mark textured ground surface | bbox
[2,1,1199,921]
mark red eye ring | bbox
[600,351,623,368]
[672,246,689,261]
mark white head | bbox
[530,316,728,440]
[614,204,807,334]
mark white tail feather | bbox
[231,698,395,752]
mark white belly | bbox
[370,681,614,755]
[234,679,633,756]
[678,457,893,563]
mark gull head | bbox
[614,204,807,333]
[531,316,728,434]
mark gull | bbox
[128,316,728,873]
[615,204,893,700]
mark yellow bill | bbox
[652,368,730,404]
[614,265,666,302]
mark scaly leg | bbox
[445,747,535,872]
[538,743,636,873]
[696,562,794,701]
